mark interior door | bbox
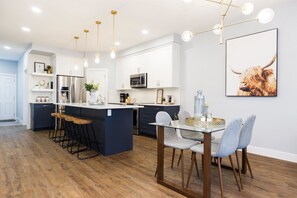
[0,74,16,120]
[85,68,108,103]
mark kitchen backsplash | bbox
[108,88,180,104]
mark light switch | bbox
[107,109,112,116]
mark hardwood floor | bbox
[0,125,296,197]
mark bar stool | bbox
[72,118,100,160]
[63,115,82,154]
[49,112,63,141]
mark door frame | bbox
[0,73,16,120]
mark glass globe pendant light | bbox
[83,29,89,67]
[110,10,117,59]
[257,8,274,24]
[241,2,254,15]
[74,36,79,70]
[95,20,101,64]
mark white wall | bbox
[180,1,297,162]
[0,59,18,74]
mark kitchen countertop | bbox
[109,102,180,107]
[30,102,53,104]
[56,102,143,110]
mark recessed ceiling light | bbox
[22,27,31,32]
[115,42,121,46]
[142,30,149,34]
[31,6,42,13]
[3,46,11,50]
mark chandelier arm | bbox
[222,0,233,20]
[193,18,256,36]
[205,0,239,8]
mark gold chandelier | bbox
[181,0,275,44]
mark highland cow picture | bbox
[226,29,278,97]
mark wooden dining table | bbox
[151,119,248,198]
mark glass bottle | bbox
[194,90,205,118]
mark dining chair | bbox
[155,111,198,187]
[235,115,256,189]
[186,118,242,197]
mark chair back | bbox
[178,110,191,121]
[155,111,177,140]
[238,115,256,149]
[214,118,242,158]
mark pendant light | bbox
[110,10,117,59]
[83,29,89,67]
[74,36,79,70]
[95,20,101,64]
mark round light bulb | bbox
[183,0,192,3]
[95,54,100,64]
[257,8,274,24]
[74,64,78,70]
[181,31,193,42]
[84,58,88,67]
[242,2,254,15]
[110,49,116,59]
[213,24,222,35]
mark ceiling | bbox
[0,0,291,61]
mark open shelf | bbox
[31,89,54,92]
[32,72,54,77]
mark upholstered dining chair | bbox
[186,118,242,197]
[235,115,256,189]
[155,111,198,187]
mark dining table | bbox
[150,118,248,198]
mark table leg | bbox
[203,133,211,198]
[241,147,247,174]
[157,126,164,181]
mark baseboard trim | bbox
[248,146,297,163]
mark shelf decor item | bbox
[156,89,164,104]
[46,65,52,74]
[34,62,45,73]
[85,81,99,104]
[225,29,278,97]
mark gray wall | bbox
[180,1,297,160]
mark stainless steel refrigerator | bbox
[56,75,86,104]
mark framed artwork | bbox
[225,29,278,97]
[156,89,164,104]
[34,62,45,73]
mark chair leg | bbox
[229,155,241,191]
[235,150,243,189]
[154,166,158,177]
[171,148,176,168]
[186,152,195,188]
[217,157,224,198]
[177,150,182,167]
[180,150,184,188]
[246,154,254,179]
[194,153,199,178]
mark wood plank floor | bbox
[0,125,296,197]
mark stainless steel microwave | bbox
[130,73,147,88]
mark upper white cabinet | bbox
[116,43,180,90]
[55,55,84,77]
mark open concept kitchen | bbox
[0,0,297,197]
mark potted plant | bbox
[85,81,99,104]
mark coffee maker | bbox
[120,93,127,103]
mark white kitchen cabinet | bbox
[116,43,180,90]
[55,55,84,77]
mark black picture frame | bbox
[34,62,45,73]
[225,29,278,97]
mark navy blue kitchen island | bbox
[58,103,142,156]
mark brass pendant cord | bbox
[84,30,88,58]
[112,13,115,48]
[96,21,101,55]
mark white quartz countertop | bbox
[140,103,180,107]
[55,103,143,109]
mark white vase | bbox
[88,90,97,104]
